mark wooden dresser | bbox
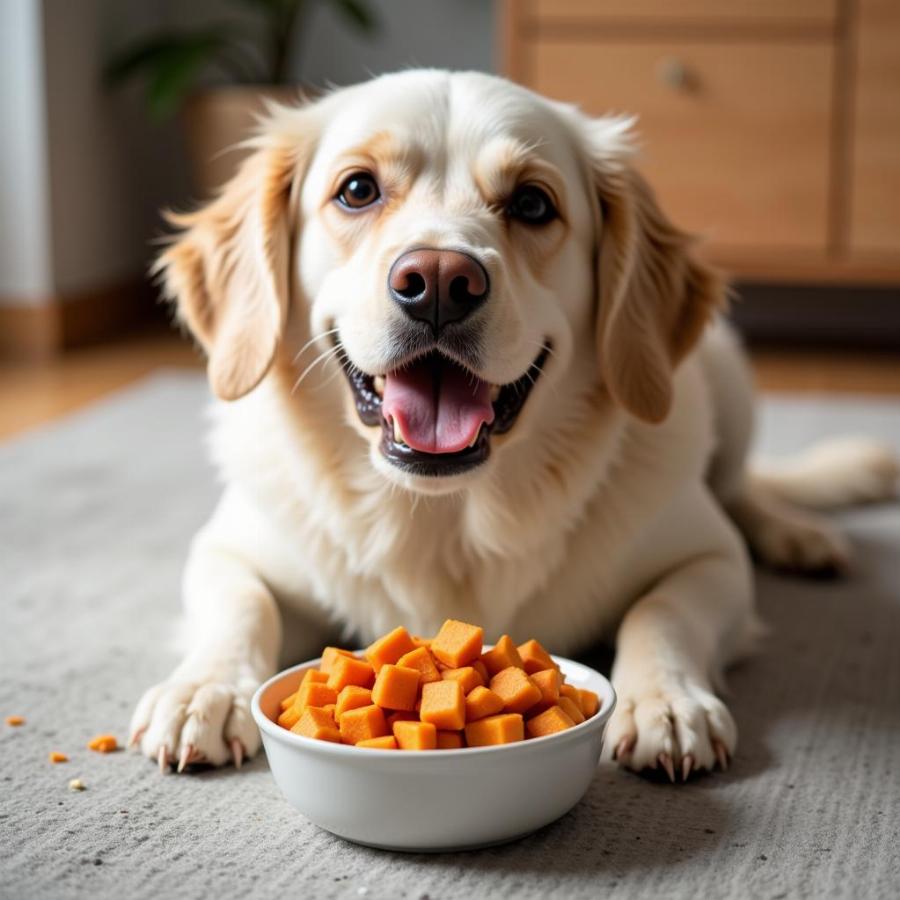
[501,0,900,284]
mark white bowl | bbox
[251,653,616,851]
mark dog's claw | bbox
[681,754,694,782]
[658,753,675,783]
[177,744,194,774]
[128,727,145,749]
[613,737,634,762]
[158,746,170,774]
[713,740,729,771]
[230,738,244,770]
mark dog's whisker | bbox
[292,327,341,365]
[292,344,344,394]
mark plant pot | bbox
[181,85,301,197]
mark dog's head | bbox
[158,70,721,494]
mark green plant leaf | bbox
[145,36,231,119]
[329,0,377,32]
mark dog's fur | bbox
[131,70,899,778]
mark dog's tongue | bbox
[382,357,495,454]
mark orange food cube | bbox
[5,715,25,726]
[320,647,356,674]
[411,635,432,649]
[293,681,338,711]
[441,666,483,695]
[339,705,389,745]
[371,664,420,711]
[579,689,600,718]
[277,705,302,729]
[385,710,418,729]
[558,696,586,725]
[526,705,576,738]
[357,735,398,750]
[326,655,376,692]
[465,713,524,746]
[472,659,490,684]
[393,720,437,750]
[397,646,442,685]
[559,683,581,705]
[365,626,417,673]
[464,686,505,722]
[430,619,484,668]
[517,638,557,675]
[490,666,543,714]
[335,685,373,721]
[87,734,118,753]
[529,668,561,711]
[419,680,466,731]
[303,669,330,685]
[291,707,341,743]
[49,751,68,763]
[480,635,524,676]
[280,691,298,711]
[323,703,337,719]
[436,730,465,749]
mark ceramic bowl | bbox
[251,652,615,851]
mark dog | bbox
[130,70,898,779]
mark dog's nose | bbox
[388,248,489,334]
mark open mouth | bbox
[342,344,550,476]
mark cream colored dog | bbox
[130,70,898,780]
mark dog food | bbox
[87,734,118,753]
[275,620,601,749]
[5,715,25,727]
[49,751,68,763]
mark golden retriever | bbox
[130,70,898,779]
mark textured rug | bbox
[2,371,898,900]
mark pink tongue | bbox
[382,357,495,454]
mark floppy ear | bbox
[586,123,724,423]
[155,138,302,401]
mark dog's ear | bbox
[583,118,724,423]
[155,135,307,401]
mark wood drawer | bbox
[531,41,834,252]
[531,0,838,28]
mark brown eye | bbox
[336,172,381,209]
[507,184,557,225]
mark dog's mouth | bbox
[342,344,550,476]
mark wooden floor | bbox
[1,329,898,440]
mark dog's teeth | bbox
[489,385,501,402]
[373,375,385,396]
[393,418,405,445]
[469,426,482,448]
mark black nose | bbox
[388,248,489,334]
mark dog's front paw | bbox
[604,675,736,782]
[129,662,262,773]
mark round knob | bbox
[657,57,691,90]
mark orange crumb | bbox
[5,715,25,727]
[49,751,68,763]
[87,734,118,753]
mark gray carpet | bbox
[2,371,899,900]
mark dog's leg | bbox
[129,530,282,773]
[604,507,759,781]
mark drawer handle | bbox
[656,57,692,91]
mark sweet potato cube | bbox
[365,626,417,672]
[277,705,302,730]
[411,635,432,649]
[472,659,490,684]
[490,666,543,714]
[526,705,576,738]
[419,680,466,731]
[393,720,437,750]
[517,638,557,675]
[280,691,298,711]
[293,681,338,711]
[339,705,389,745]
[371,664,420,711]
[441,666,483,695]
[326,655,375,692]
[320,647,356,674]
[530,668,561,711]
[480,635,524,676]
[303,669,330,685]
[464,686,505,722]
[430,619,484,668]
[558,696,586,725]
[465,713,524,746]
[357,735,398,750]
[436,730,464,749]
[291,707,341,743]
[397,646,442,685]
[385,710,417,729]
[559,683,581,705]
[579,689,600,718]
[335,685,372,721]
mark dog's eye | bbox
[507,185,557,225]
[336,172,381,209]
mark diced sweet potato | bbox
[558,696,586,725]
[5,715,25,727]
[293,681,338,711]
[365,626,417,673]
[371,664,420,711]
[385,710,417,729]
[430,619,484,668]
[480,635,524,676]
[303,669,330,685]
[436,730,464,749]
[357,735,398,750]
[87,734,118,753]
[393,720,437,750]
[465,713,524,746]
[579,689,600,718]
[411,635,432,649]
[277,705,302,730]
[526,705,576,738]
[280,691,298,712]
[419,680,466,731]
[517,638,557,675]
[397,646,442,685]
[338,704,389,745]
[472,659,490,684]
[320,647,356,674]
[529,668,561,713]
[440,666,483,695]
[335,685,373,722]
[49,751,68,763]
[326,655,376,692]
[559,683,581,705]
[291,707,341,743]
[490,666,543,714]
[464,686,505,722]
